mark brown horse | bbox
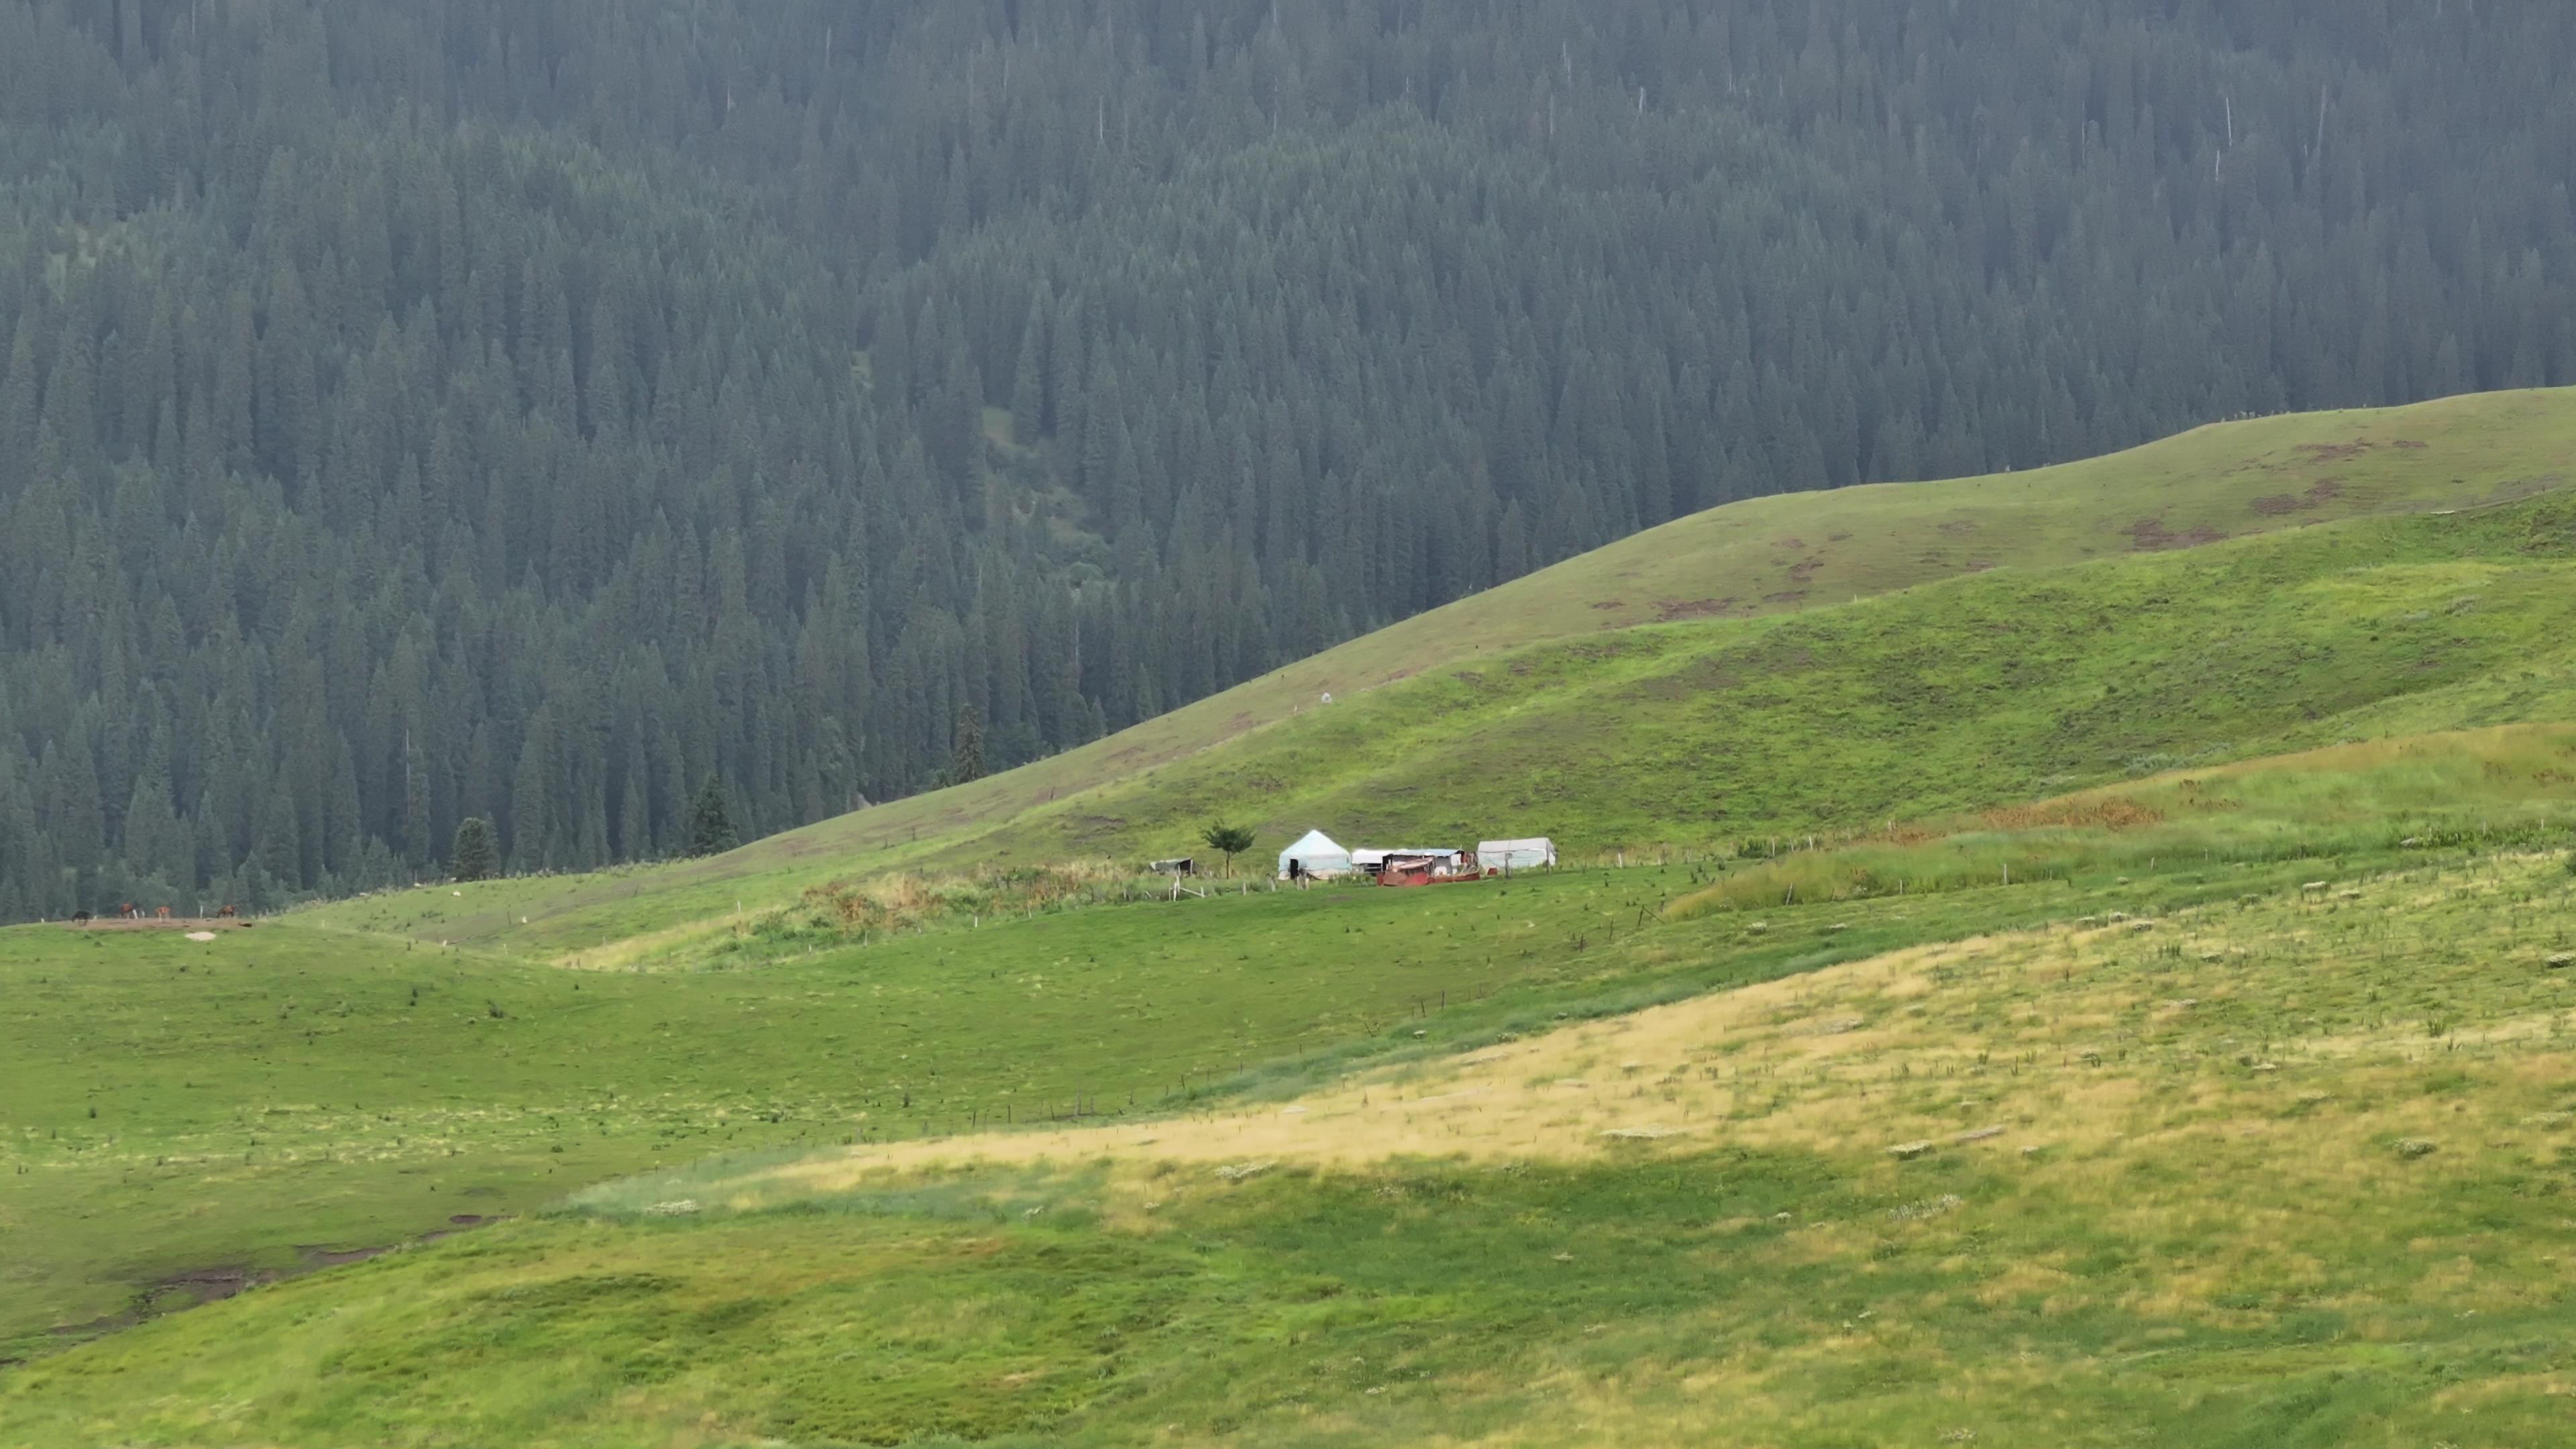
[154,906,172,920]
[216,904,239,919]
[120,903,138,919]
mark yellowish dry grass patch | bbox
[698,859,2576,1273]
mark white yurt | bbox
[1277,828,1354,879]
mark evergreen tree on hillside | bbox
[947,705,985,788]
[450,818,497,884]
[686,777,740,859]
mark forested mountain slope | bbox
[7,1,2576,918]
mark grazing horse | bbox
[216,904,239,919]
[154,906,172,920]
[120,903,138,919]
[71,910,92,924]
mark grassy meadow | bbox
[26,718,2570,1370]
[0,869,1678,1364]
[11,839,2576,1445]
[10,392,2576,1443]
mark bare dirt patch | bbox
[2251,478,2344,517]
[145,1268,266,1311]
[1654,598,1741,623]
[301,1245,394,1269]
[51,1218,508,1348]
[1982,796,2165,831]
[2126,518,2227,551]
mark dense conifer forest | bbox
[3,0,2573,915]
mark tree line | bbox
[2,0,2573,916]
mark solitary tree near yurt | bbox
[1200,821,1256,877]
[450,817,498,883]
[686,776,740,857]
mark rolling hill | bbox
[307,388,2576,963]
[9,390,2576,1444]
[12,741,2576,1443]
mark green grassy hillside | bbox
[0,873,1672,1360]
[13,723,2576,1377]
[317,417,2576,964]
[306,384,2576,959]
[11,806,2576,1444]
[13,391,2576,1444]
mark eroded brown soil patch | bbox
[1653,598,1741,623]
[1982,795,2165,830]
[44,1220,507,1352]
[2125,518,2227,551]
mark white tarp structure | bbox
[1478,838,1558,871]
[1278,828,1355,879]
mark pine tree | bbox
[1009,299,1048,445]
[686,775,740,858]
[450,817,498,883]
[947,703,985,787]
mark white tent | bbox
[1479,838,1558,871]
[1278,828,1354,879]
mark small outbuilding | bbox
[1278,828,1355,879]
[1371,847,1464,871]
[1478,838,1558,872]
